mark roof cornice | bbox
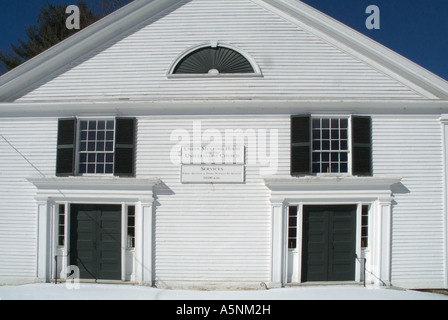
[1,99,448,117]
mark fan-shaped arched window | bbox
[170,44,261,76]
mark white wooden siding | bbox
[137,115,289,284]
[0,113,446,288]
[0,115,288,284]
[372,115,445,288]
[0,118,57,281]
[17,0,423,103]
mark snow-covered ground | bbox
[0,283,447,300]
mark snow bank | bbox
[0,283,447,300]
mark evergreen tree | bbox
[0,0,132,74]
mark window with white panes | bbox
[311,117,349,174]
[78,119,115,175]
[127,205,135,248]
[58,204,65,246]
[288,206,298,249]
[291,115,372,177]
[361,205,369,248]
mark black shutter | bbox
[56,119,76,177]
[114,118,136,177]
[352,116,372,176]
[291,115,311,175]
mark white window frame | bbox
[126,204,136,249]
[75,117,116,177]
[56,203,67,247]
[167,41,263,78]
[310,115,352,176]
[361,204,370,249]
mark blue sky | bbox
[0,1,77,50]
[301,0,448,81]
[0,0,447,81]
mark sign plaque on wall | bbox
[181,146,245,165]
[181,146,245,184]
[181,165,245,183]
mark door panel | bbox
[329,206,357,281]
[70,205,97,279]
[302,205,356,282]
[97,205,122,280]
[302,207,329,282]
[70,204,122,281]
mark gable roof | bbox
[1,0,448,102]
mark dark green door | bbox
[70,204,122,281]
[302,205,357,282]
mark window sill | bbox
[313,173,352,178]
[79,174,115,178]
[167,73,263,79]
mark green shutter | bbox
[56,119,76,176]
[114,118,135,177]
[352,116,372,176]
[291,115,311,175]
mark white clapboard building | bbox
[1,0,448,290]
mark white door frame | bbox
[265,176,400,288]
[30,177,158,285]
[286,202,368,284]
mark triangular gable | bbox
[1,0,447,102]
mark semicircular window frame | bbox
[168,43,262,77]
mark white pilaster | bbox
[441,116,448,288]
[135,200,155,285]
[378,200,392,286]
[36,200,51,281]
[271,199,286,288]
